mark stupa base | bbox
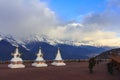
[32,63,48,67]
[8,64,25,68]
[51,62,66,66]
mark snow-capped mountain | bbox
[0,35,3,41]
[0,34,115,61]
[20,34,118,47]
[0,35,18,47]
[0,35,29,50]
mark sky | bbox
[48,0,106,21]
[0,0,120,46]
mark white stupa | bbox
[8,47,25,68]
[32,48,48,67]
[51,48,66,66]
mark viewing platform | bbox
[0,61,119,80]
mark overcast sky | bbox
[0,0,120,46]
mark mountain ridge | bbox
[0,34,115,61]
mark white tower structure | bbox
[32,48,48,67]
[8,47,25,68]
[51,48,66,66]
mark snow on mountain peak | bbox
[23,34,106,47]
[2,35,18,47]
[0,34,118,47]
[0,35,3,41]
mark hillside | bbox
[95,48,120,59]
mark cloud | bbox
[107,0,120,8]
[0,0,58,39]
[82,0,120,32]
[48,22,120,45]
[0,0,120,46]
[47,0,120,46]
[48,22,120,46]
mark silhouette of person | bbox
[88,57,96,73]
[107,62,114,75]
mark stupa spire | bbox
[51,47,66,66]
[32,47,47,67]
[13,47,21,58]
[8,47,25,68]
[37,47,43,57]
[55,48,62,61]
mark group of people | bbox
[88,57,118,75]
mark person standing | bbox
[88,57,96,73]
[107,62,114,75]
